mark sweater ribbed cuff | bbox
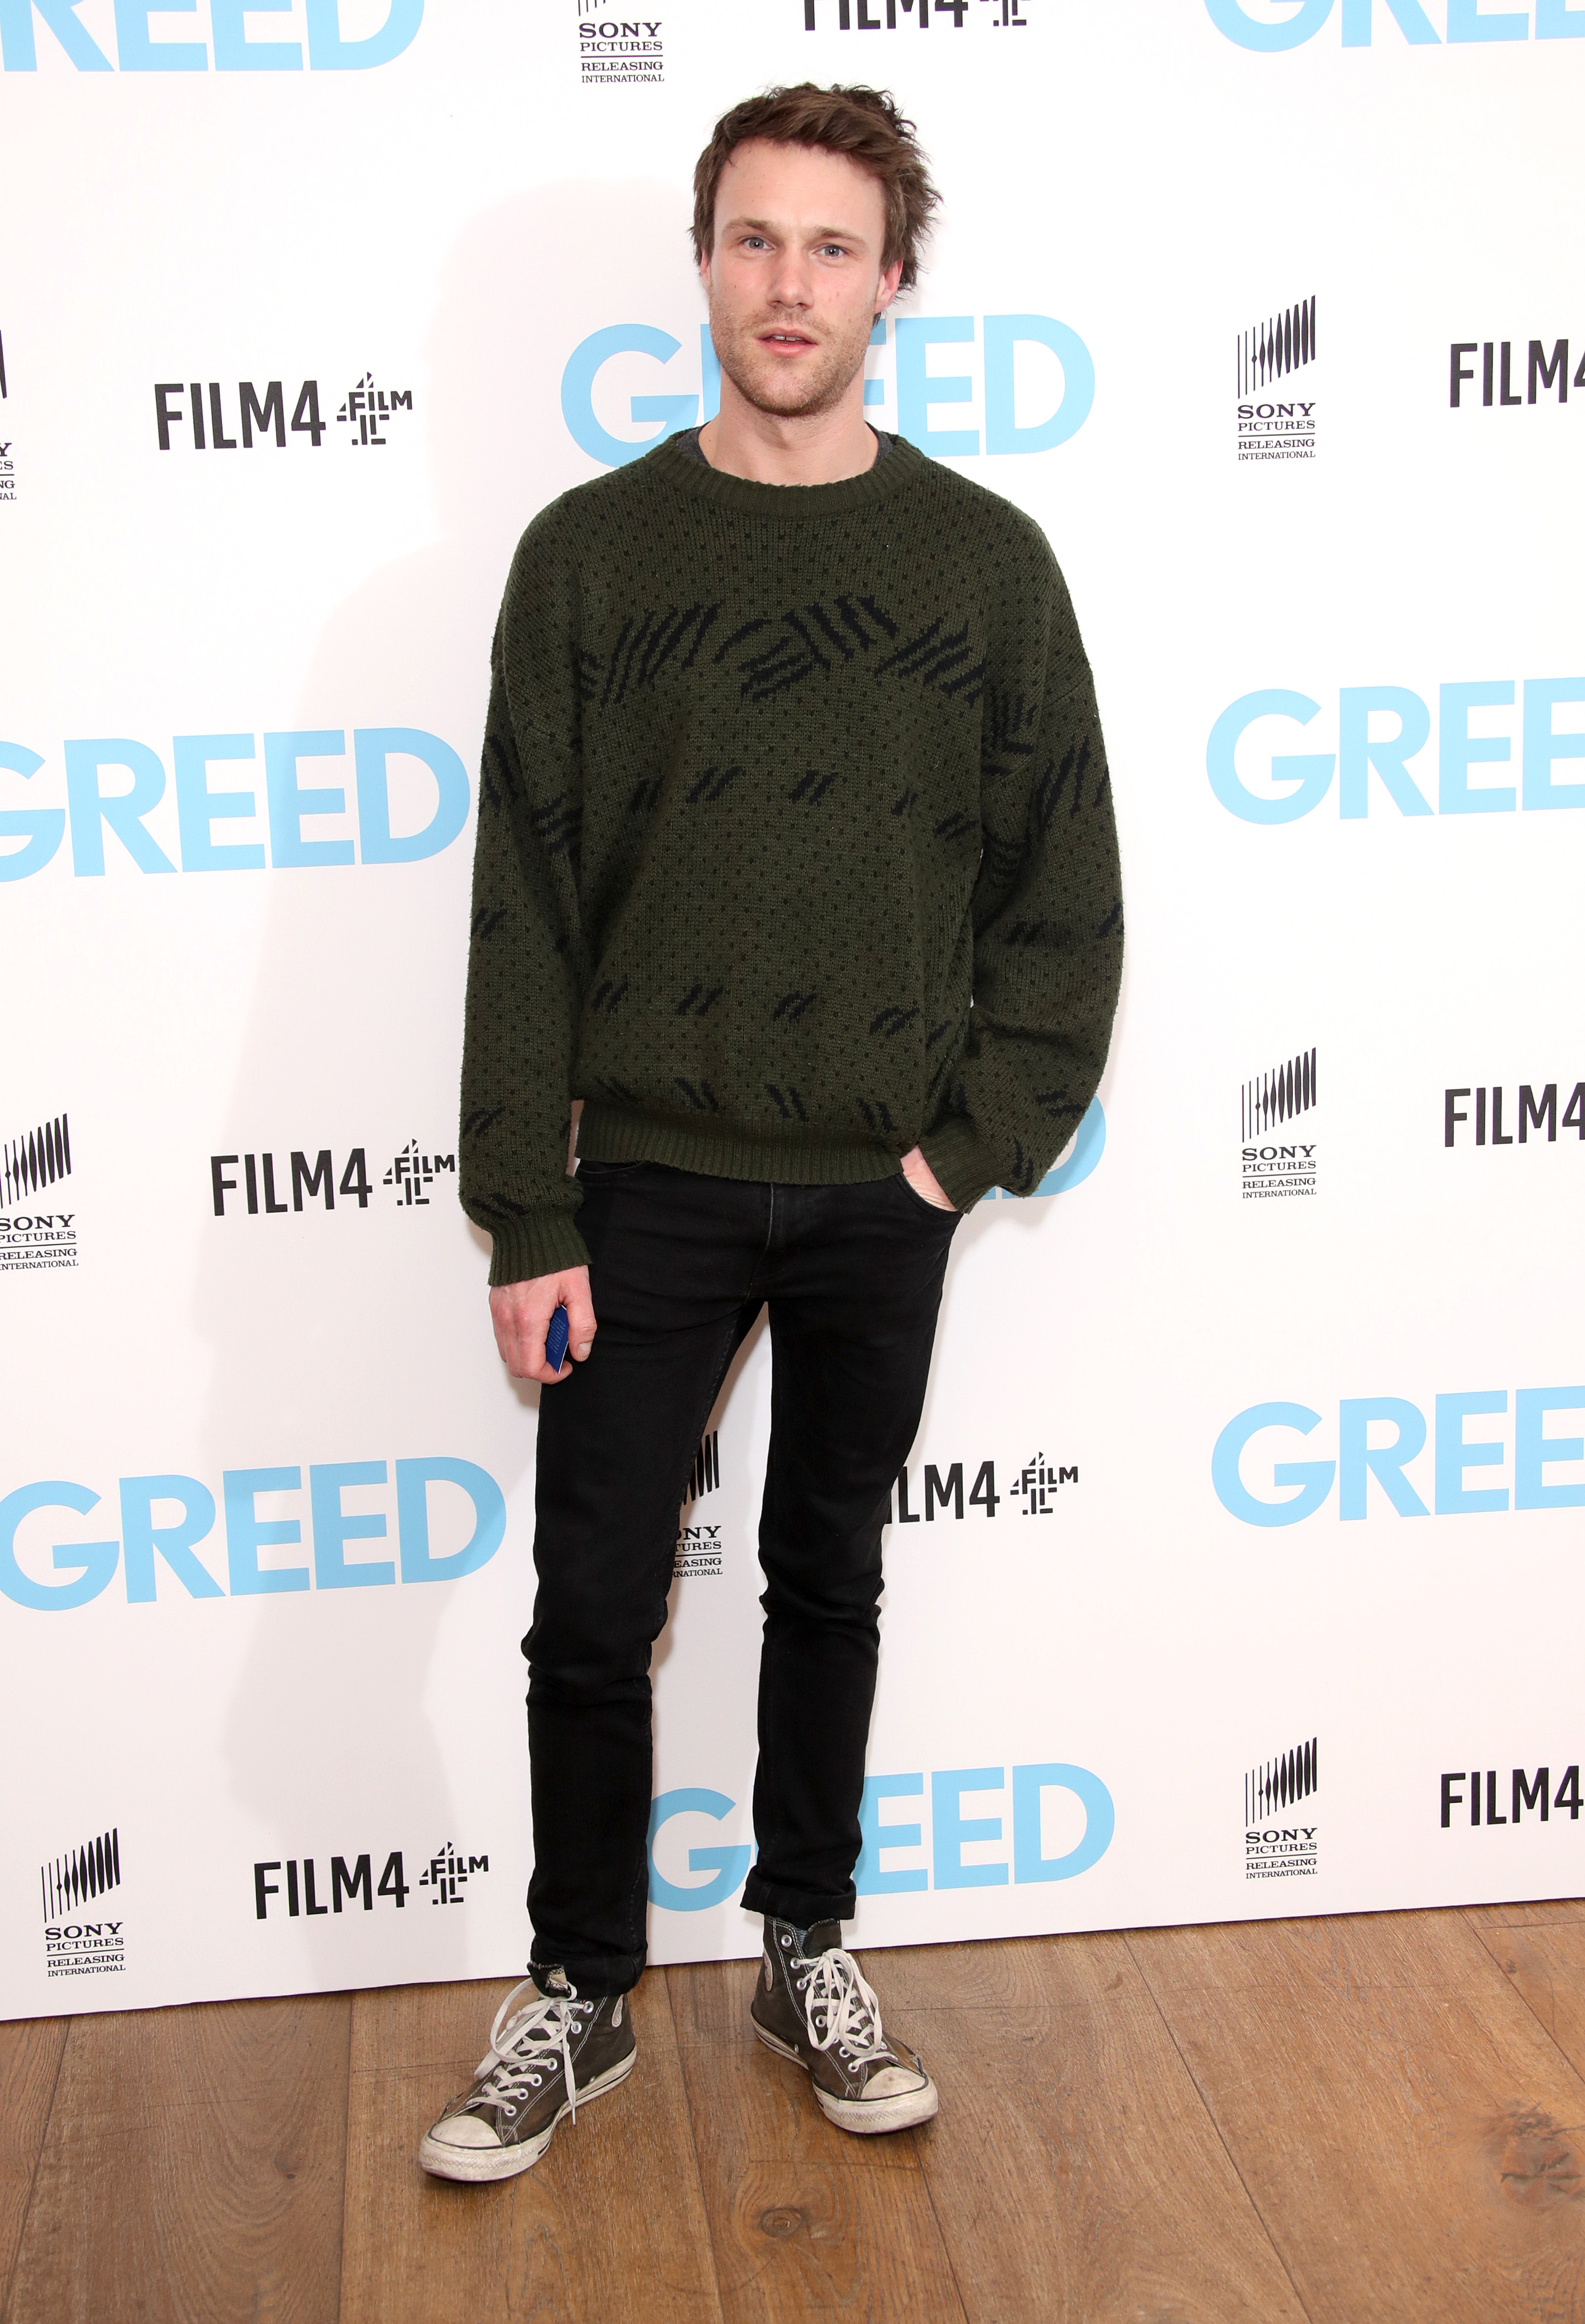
[917,1118,999,1214]
[486,1210,590,1287]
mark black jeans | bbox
[523,1159,958,1994]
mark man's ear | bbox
[874,258,905,318]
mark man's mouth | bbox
[760,329,815,347]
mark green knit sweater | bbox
[459,430,1123,1284]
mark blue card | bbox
[545,1305,570,1373]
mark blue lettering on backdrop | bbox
[1207,682,1585,821]
[1211,1404,1336,1528]
[0,727,469,878]
[652,1762,1116,1910]
[646,1790,754,1911]
[394,1457,506,1584]
[1213,1389,1585,1522]
[0,742,62,879]
[895,317,978,456]
[0,1483,120,1612]
[0,1457,508,1608]
[1012,1764,1115,1883]
[560,325,706,468]
[932,1766,1009,1888]
[1207,692,1336,824]
[120,1475,224,1601]
[1205,0,1585,45]
[855,1773,928,1893]
[982,316,1094,454]
[0,0,424,69]
[560,316,1094,470]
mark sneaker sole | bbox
[418,2048,636,2183]
[751,2019,939,2134]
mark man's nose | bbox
[765,250,814,307]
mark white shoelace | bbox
[799,1946,895,2073]
[471,1975,592,2125]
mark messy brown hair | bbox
[691,84,939,296]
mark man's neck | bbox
[697,391,880,487]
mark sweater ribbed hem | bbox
[916,1117,1000,1213]
[577,1102,902,1188]
[485,1209,590,1288]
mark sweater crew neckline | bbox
[642,425,926,519]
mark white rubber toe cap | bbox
[427,2112,503,2150]
[861,2065,930,2100]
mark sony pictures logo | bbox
[1241,1046,1318,1202]
[42,1822,126,1979]
[1245,1736,1318,1881]
[1237,296,1317,464]
[2,1109,78,1272]
[676,1430,723,1578]
[0,323,14,505]
[577,2,662,85]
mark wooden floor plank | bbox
[1465,1900,1585,1936]
[0,2018,66,2313]
[1128,1908,1585,2324]
[667,1956,967,2323]
[885,1933,1310,2324]
[338,1970,722,2324]
[11,1906,1585,2324]
[1477,1920,1585,2096]
[8,1992,351,2324]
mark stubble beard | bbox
[707,294,874,422]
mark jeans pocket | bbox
[892,1169,959,1225]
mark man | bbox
[421,82,1122,2182]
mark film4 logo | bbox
[1444,1082,1585,1147]
[418,1842,488,1904]
[1440,1766,1583,1828]
[801,2,1030,30]
[211,1141,455,1216]
[1449,337,1584,411]
[384,1141,457,1208]
[889,1451,1077,1525]
[213,1147,374,1216]
[254,1843,489,1919]
[155,374,414,454]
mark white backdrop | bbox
[4,0,1584,2017]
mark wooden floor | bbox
[5,1902,1585,2322]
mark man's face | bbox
[702,138,902,422]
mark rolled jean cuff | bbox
[529,1944,645,1998]
[741,1869,857,1927]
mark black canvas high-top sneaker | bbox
[750,1917,938,2133]
[419,1967,636,2181]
